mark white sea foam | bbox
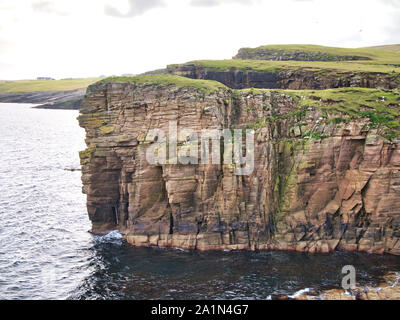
[97,230,124,243]
[288,288,311,299]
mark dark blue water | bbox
[0,103,400,300]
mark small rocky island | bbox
[78,45,400,255]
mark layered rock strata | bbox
[79,79,400,255]
[167,64,400,90]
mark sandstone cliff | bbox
[79,74,400,255]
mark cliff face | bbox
[79,79,400,255]
[167,64,400,90]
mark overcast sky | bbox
[0,0,399,80]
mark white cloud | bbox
[32,1,70,16]
[105,0,165,18]
[189,0,262,7]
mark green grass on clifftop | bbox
[362,44,400,53]
[281,87,400,140]
[0,78,101,93]
[172,58,400,75]
[242,87,400,140]
[238,44,400,64]
[280,87,400,116]
[97,75,228,93]
[170,60,279,73]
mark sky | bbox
[0,0,399,80]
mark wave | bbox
[288,288,312,299]
[95,231,124,244]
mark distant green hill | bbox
[364,44,400,53]
[0,78,101,93]
[169,44,400,75]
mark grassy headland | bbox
[168,45,400,75]
[0,78,101,93]
[96,74,228,93]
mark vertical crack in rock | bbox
[169,211,174,235]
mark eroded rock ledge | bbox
[79,76,400,255]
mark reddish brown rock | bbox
[79,81,400,256]
[296,272,400,300]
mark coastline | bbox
[295,272,400,300]
[124,233,400,255]
[0,89,85,110]
[87,226,400,255]
[121,230,400,300]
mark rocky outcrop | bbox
[0,89,85,109]
[79,78,400,255]
[167,64,400,90]
[233,48,371,61]
[295,272,400,300]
